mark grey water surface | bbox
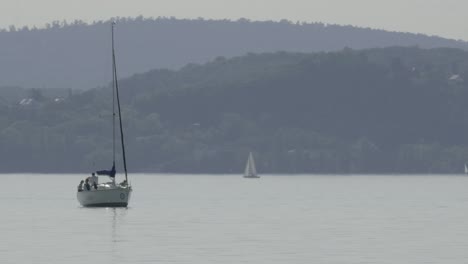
[0,174,467,264]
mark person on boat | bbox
[77,180,84,192]
[89,172,98,186]
[84,178,91,191]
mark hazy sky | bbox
[3,0,468,40]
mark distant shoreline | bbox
[0,172,464,176]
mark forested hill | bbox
[1,17,468,90]
[2,47,468,174]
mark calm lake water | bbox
[0,174,467,264]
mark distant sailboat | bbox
[465,163,468,174]
[76,22,132,207]
[244,152,259,178]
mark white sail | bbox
[244,152,259,178]
[465,163,468,174]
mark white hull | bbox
[77,186,132,207]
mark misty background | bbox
[3,0,468,40]
[1,17,467,90]
[1,1,468,174]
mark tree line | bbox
[1,47,468,174]
[1,16,467,90]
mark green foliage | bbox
[2,47,468,173]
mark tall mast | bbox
[111,22,116,167]
[112,22,128,182]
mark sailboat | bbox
[465,163,468,174]
[77,22,132,207]
[244,152,260,178]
